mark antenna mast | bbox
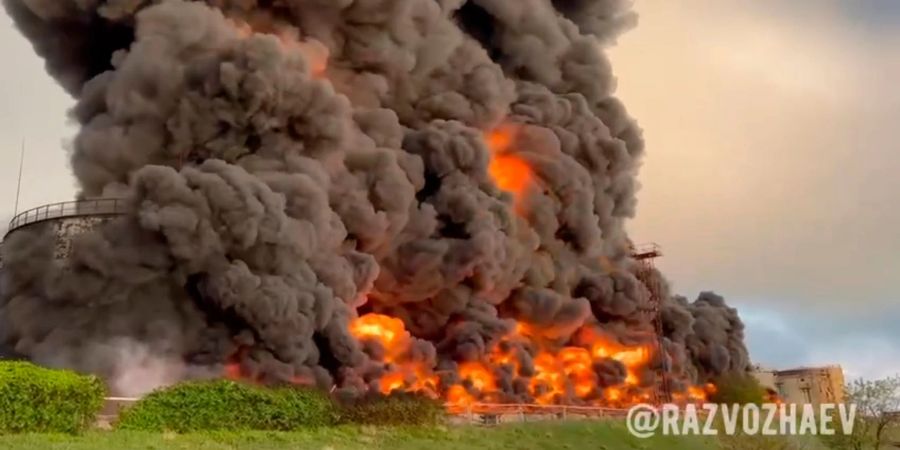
[14,139,25,216]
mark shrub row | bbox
[117,380,446,432]
[117,380,339,432]
[0,359,445,434]
[338,392,446,426]
[0,360,105,434]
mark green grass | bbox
[0,420,718,450]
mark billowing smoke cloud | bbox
[1,0,749,401]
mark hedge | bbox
[0,360,105,434]
[340,393,446,426]
[116,380,339,432]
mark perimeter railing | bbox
[446,402,631,425]
[6,198,128,236]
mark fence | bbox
[6,199,128,235]
[446,402,630,425]
[97,396,632,425]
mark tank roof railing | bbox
[5,198,128,237]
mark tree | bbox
[710,372,767,405]
[826,375,900,450]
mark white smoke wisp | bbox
[104,339,187,397]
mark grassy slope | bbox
[0,421,718,450]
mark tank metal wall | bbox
[0,216,113,269]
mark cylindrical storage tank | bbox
[0,199,127,358]
[0,199,127,268]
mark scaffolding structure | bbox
[631,243,671,404]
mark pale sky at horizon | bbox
[0,1,897,380]
[610,0,900,379]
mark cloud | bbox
[741,304,900,380]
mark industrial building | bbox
[753,365,846,405]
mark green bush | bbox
[340,393,446,426]
[116,380,338,432]
[0,360,105,434]
[709,372,767,405]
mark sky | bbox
[0,1,897,380]
[609,0,900,379]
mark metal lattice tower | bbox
[631,243,671,404]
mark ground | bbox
[0,421,718,450]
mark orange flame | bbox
[220,308,719,407]
[379,372,407,394]
[350,314,439,396]
[346,313,716,408]
[459,362,498,393]
[350,313,407,362]
[447,385,477,408]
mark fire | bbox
[490,155,533,197]
[612,346,652,367]
[485,126,535,205]
[224,356,315,387]
[674,382,718,404]
[458,362,497,392]
[379,372,406,393]
[349,314,439,396]
[224,362,242,381]
[530,352,567,404]
[606,387,622,402]
[350,314,403,344]
[446,385,477,409]
[346,313,716,409]
[687,385,707,401]
[349,313,407,362]
[764,388,783,404]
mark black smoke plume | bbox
[1,0,749,399]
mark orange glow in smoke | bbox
[290,375,314,386]
[228,18,328,78]
[279,35,329,78]
[489,155,533,196]
[225,362,242,381]
[485,126,534,203]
